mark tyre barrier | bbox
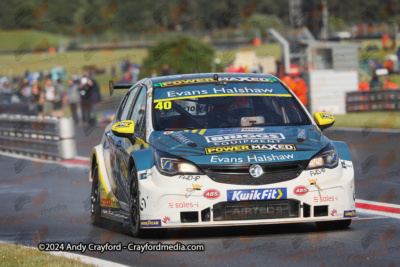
[0,114,76,160]
[346,90,400,112]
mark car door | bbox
[106,87,139,208]
[117,87,148,200]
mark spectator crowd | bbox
[0,66,102,126]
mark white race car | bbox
[90,73,356,237]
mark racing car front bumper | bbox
[137,159,356,228]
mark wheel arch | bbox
[128,147,155,188]
[90,148,98,183]
[332,141,352,162]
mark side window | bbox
[119,87,139,121]
[130,88,146,137]
[117,93,130,120]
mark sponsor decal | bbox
[158,86,281,100]
[153,77,278,87]
[153,85,290,102]
[313,195,338,202]
[344,210,356,218]
[205,143,296,154]
[185,184,202,198]
[297,128,306,142]
[205,133,285,143]
[218,128,264,134]
[163,131,174,135]
[248,154,294,162]
[293,186,308,196]
[168,202,199,208]
[227,188,286,201]
[179,175,200,181]
[140,197,146,211]
[115,121,132,129]
[341,161,353,169]
[162,216,171,224]
[210,154,294,164]
[310,168,325,176]
[100,198,112,207]
[161,159,172,169]
[330,209,338,216]
[139,173,148,180]
[203,189,220,199]
[309,178,323,191]
[140,220,162,227]
[210,139,281,146]
[321,113,332,119]
[308,178,317,184]
[192,184,203,189]
[170,132,197,147]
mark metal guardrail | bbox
[346,90,400,112]
[0,114,76,160]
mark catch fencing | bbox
[346,90,400,112]
[0,114,76,160]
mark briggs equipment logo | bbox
[205,133,285,143]
[227,188,287,201]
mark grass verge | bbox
[333,111,400,129]
[0,242,94,267]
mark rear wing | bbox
[109,80,133,96]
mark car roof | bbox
[148,73,279,85]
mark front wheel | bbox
[316,219,352,230]
[90,164,103,226]
[129,167,167,238]
[129,167,145,238]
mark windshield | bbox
[152,81,310,130]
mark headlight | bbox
[306,143,338,170]
[155,150,203,176]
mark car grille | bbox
[199,161,308,185]
[213,199,300,221]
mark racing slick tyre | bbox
[91,164,104,226]
[129,166,146,238]
[129,167,167,238]
[315,219,352,230]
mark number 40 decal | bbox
[155,101,172,110]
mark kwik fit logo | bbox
[227,188,287,201]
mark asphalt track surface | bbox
[1,127,400,266]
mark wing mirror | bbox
[313,112,335,131]
[111,120,135,139]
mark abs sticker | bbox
[293,186,308,196]
[203,189,220,199]
[205,143,296,154]
[227,188,286,201]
